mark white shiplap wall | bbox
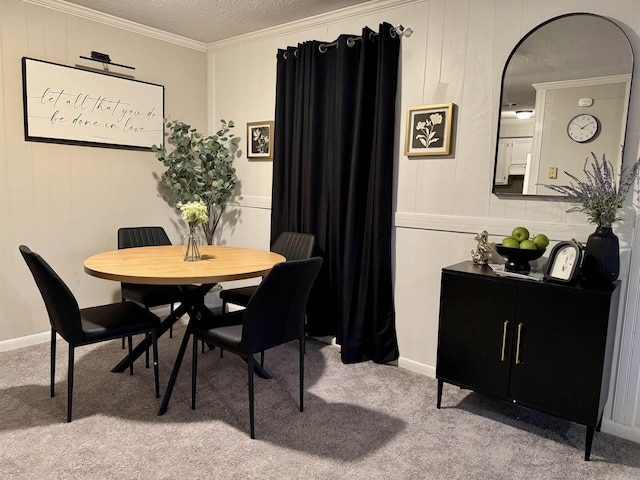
[2,0,640,444]
[207,0,640,443]
[0,0,209,342]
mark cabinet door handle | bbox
[515,323,523,365]
[500,320,509,362]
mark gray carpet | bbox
[1,321,640,479]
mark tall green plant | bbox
[152,119,240,244]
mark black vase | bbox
[581,226,620,284]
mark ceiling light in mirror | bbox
[515,110,533,120]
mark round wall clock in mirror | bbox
[566,114,600,143]
[493,13,633,197]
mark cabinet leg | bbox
[437,379,443,409]
[596,416,603,432]
[585,426,595,461]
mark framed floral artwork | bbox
[404,103,454,156]
[247,120,274,160]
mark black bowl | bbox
[495,244,545,274]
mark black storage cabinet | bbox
[436,261,620,461]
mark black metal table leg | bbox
[158,319,194,415]
[111,284,215,373]
[158,302,273,415]
[111,301,190,373]
[158,301,231,415]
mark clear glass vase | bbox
[183,227,202,262]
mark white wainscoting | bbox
[395,210,640,444]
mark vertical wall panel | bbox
[0,0,207,340]
[452,0,495,218]
[209,0,640,441]
[394,1,429,214]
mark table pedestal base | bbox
[109,283,271,416]
[111,284,214,373]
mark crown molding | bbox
[22,0,208,52]
[22,0,420,53]
[207,0,422,52]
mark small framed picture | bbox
[404,103,454,156]
[247,121,274,160]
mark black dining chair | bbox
[19,245,160,422]
[217,232,315,362]
[187,257,322,439]
[118,226,195,364]
[118,227,186,327]
[219,231,315,312]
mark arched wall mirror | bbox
[493,13,634,197]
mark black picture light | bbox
[79,51,135,70]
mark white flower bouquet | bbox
[179,201,208,261]
[180,201,209,230]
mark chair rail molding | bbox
[394,211,632,244]
[231,195,272,210]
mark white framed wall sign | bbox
[22,57,164,150]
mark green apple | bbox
[511,226,530,242]
[520,239,537,250]
[532,233,549,250]
[502,237,520,249]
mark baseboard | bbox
[0,304,175,353]
[0,331,51,352]
[601,419,640,443]
[398,356,436,377]
[310,335,339,347]
[395,356,640,445]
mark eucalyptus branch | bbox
[152,119,240,244]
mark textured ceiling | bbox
[61,0,374,43]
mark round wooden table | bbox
[84,245,285,414]
[84,245,285,285]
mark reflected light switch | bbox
[548,167,558,179]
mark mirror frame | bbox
[493,12,634,198]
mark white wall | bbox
[4,0,640,444]
[207,0,640,443]
[0,0,209,341]
[537,79,628,191]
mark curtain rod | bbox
[282,24,412,58]
[277,24,409,58]
[318,24,413,53]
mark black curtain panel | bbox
[271,23,400,364]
